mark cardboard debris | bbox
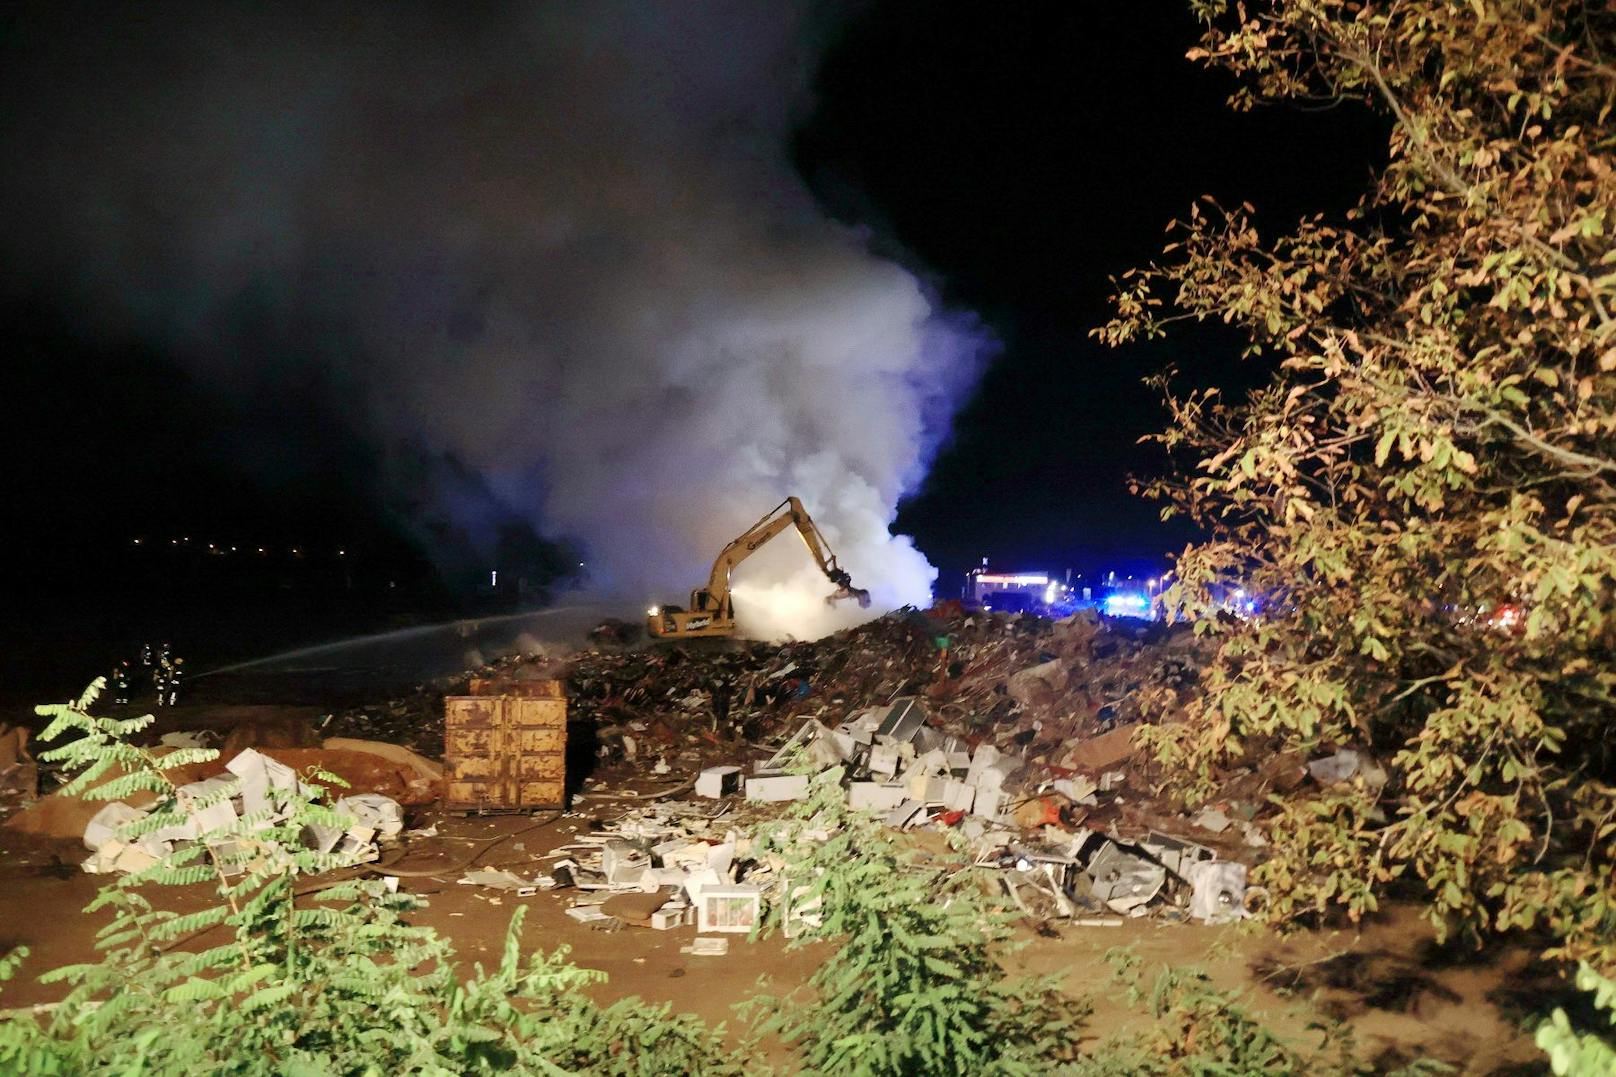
[849,782,907,812]
[171,776,240,841]
[228,748,300,817]
[83,839,163,875]
[651,905,691,930]
[83,802,149,852]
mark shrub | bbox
[1535,962,1616,1076]
[745,765,1091,1075]
[0,679,746,1076]
[1100,0,1616,963]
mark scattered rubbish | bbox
[696,766,743,799]
[71,748,405,876]
[83,802,149,853]
[459,868,541,892]
[228,748,302,817]
[744,774,808,802]
[681,936,730,956]
[1186,860,1248,924]
[651,906,691,930]
[601,891,672,927]
[1307,749,1388,790]
[883,799,928,830]
[1086,840,1167,914]
[212,602,1266,929]
[695,884,762,933]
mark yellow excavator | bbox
[647,496,872,639]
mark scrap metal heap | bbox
[465,604,1341,927]
[560,604,1207,767]
[61,604,1380,930]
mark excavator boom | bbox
[647,496,872,639]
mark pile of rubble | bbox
[680,692,1261,926]
[78,747,406,876]
[458,799,789,949]
[3,604,1386,938]
[434,606,1276,927]
[551,606,1207,768]
[309,607,1205,780]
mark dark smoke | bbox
[0,1,992,637]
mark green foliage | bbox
[745,766,1090,1076]
[0,679,747,1075]
[1535,962,1616,1076]
[1100,1,1616,964]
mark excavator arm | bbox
[704,497,871,610]
[648,496,871,639]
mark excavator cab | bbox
[646,588,733,639]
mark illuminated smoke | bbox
[0,2,991,639]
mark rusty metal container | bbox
[468,677,565,698]
[443,682,567,813]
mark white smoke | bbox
[0,2,991,640]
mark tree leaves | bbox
[1100,0,1616,967]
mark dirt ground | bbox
[0,771,1558,1075]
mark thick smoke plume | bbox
[0,3,990,638]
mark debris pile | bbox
[553,607,1206,769]
[685,692,1267,925]
[457,797,785,944]
[79,747,405,875]
[451,605,1300,925]
[23,605,1385,934]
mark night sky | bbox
[804,1,1384,580]
[1,1,1384,654]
